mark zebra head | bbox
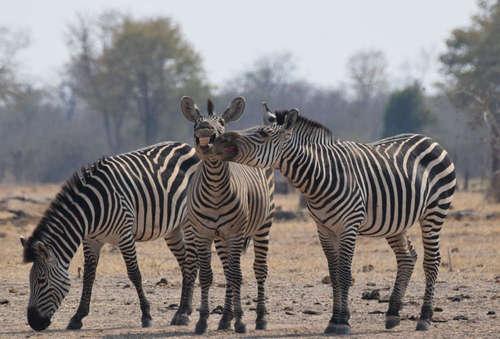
[213,102,299,169]
[181,96,245,160]
[20,236,70,331]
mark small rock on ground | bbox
[361,289,380,300]
[302,309,322,315]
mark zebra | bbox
[20,141,200,331]
[213,103,456,335]
[180,96,275,334]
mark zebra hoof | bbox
[66,319,83,330]
[416,319,431,331]
[217,318,232,330]
[170,312,190,326]
[385,315,400,329]
[324,323,351,335]
[195,319,208,334]
[255,318,267,330]
[141,316,152,328]
[234,320,246,333]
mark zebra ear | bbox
[180,96,201,122]
[222,97,246,123]
[262,101,276,125]
[284,109,299,130]
[33,241,50,262]
[20,236,27,248]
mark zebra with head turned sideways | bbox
[180,96,275,334]
[214,103,456,335]
[20,141,200,331]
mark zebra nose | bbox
[27,306,51,331]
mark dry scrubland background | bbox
[1,2,500,337]
[0,185,498,338]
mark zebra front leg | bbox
[317,226,341,335]
[253,226,271,330]
[228,236,246,333]
[166,226,193,326]
[67,240,103,330]
[385,233,417,329]
[416,219,443,331]
[195,237,213,334]
[325,226,357,335]
[119,235,152,328]
[214,238,233,330]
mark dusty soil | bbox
[0,184,498,338]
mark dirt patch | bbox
[0,186,499,338]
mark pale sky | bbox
[1,0,477,90]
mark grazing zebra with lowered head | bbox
[213,103,456,335]
[20,141,200,331]
[180,96,275,334]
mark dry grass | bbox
[0,185,499,338]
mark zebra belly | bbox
[189,211,253,240]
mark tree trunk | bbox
[490,133,500,202]
[487,110,500,201]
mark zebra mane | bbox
[275,110,335,143]
[25,158,107,261]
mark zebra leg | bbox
[119,235,152,328]
[385,233,417,329]
[195,237,213,334]
[325,227,357,335]
[67,240,103,330]
[416,218,443,331]
[165,226,192,326]
[228,236,246,333]
[214,238,233,330]
[253,224,271,330]
[317,226,341,335]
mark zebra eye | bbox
[258,130,269,138]
[37,277,46,284]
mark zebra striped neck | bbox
[199,158,232,192]
[279,142,325,199]
[30,175,88,268]
[276,116,337,198]
[290,116,335,145]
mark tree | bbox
[0,27,30,104]
[66,11,210,152]
[346,49,389,140]
[347,49,388,101]
[440,0,500,201]
[217,53,302,127]
[383,83,431,137]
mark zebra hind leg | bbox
[416,216,444,331]
[165,227,193,326]
[67,240,103,330]
[195,238,213,334]
[253,225,271,330]
[215,238,234,330]
[385,233,417,329]
[119,235,152,328]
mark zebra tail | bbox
[242,237,252,254]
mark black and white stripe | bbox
[180,97,275,334]
[214,105,456,334]
[21,141,199,331]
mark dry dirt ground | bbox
[0,184,498,338]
